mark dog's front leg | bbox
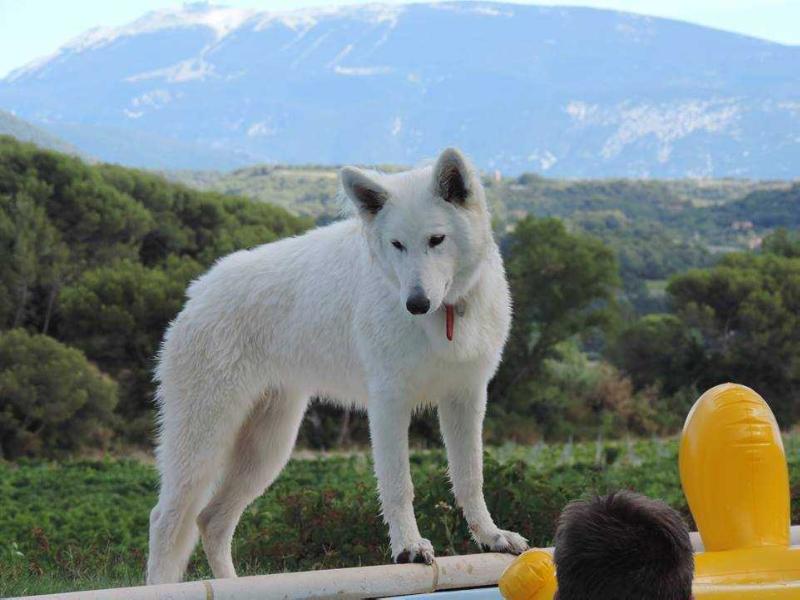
[438,388,529,554]
[368,388,434,564]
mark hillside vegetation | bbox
[2,137,799,458]
[171,164,790,224]
[170,165,798,312]
[0,136,311,453]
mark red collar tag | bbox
[445,304,455,341]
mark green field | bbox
[3,436,799,597]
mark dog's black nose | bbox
[406,289,431,315]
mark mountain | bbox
[0,109,84,156]
[1,2,799,176]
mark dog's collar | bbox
[444,301,466,341]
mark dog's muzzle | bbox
[406,287,431,315]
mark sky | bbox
[1,0,799,78]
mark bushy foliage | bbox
[496,176,797,313]
[490,217,619,430]
[669,251,800,423]
[762,228,800,258]
[0,329,117,458]
[612,239,800,425]
[0,137,310,450]
[1,136,797,453]
[97,163,307,265]
[610,314,705,395]
[572,214,711,312]
[701,183,800,231]
[59,258,203,440]
[487,343,662,442]
[0,191,69,331]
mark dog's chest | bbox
[408,295,509,371]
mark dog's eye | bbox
[391,240,405,251]
[429,235,445,248]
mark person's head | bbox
[553,491,694,600]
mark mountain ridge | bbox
[0,109,85,157]
[2,2,798,176]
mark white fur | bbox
[146,148,527,584]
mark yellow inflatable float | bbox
[499,383,800,600]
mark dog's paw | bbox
[480,529,529,554]
[394,538,435,565]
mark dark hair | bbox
[553,491,694,600]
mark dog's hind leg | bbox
[147,422,222,584]
[198,388,308,579]
[147,378,246,584]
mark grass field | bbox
[2,436,799,597]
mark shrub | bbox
[59,257,201,441]
[0,329,117,458]
[490,217,619,424]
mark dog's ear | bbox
[341,167,389,219]
[433,147,472,206]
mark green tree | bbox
[614,250,800,427]
[0,191,69,331]
[0,139,153,269]
[58,257,202,439]
[0,138,310,444]
[490,217,619,423]
[610,314,705,396]
[667,252,800,424]
[95,164,311,267]
[762,228,800,258]
[0,329,117,458]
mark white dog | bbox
[147,148,527,584]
